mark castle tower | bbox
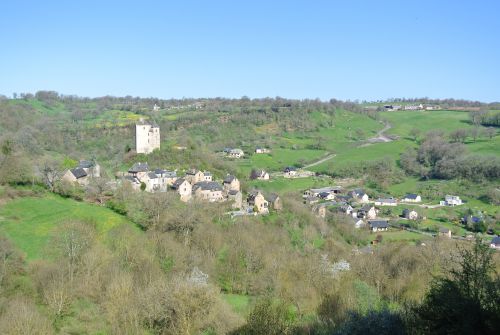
[136,119,160,154]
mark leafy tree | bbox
[413,239,500,334]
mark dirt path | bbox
[360,122,393,146]
[303,153,337,169]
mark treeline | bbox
[400,131,500,181]
[471,110,500,127]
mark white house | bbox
[440,195,463,206]
[283,167,297,178]
[374,198,397,206]
[255,147,270,154]
[402,194,422,203]
[229,149,244,158]
[368,220,389,232]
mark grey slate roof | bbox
[70,167,87,179]
[223,175,236,183]
[368,220,389,228]
[491,236,500,245]
[129,162,149,173]
[404,193,419,199]
[78,160,95,169]
[172,178,187,189]
[193,181,223,191]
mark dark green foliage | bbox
[412,240,500,334]
[333,310,406,335]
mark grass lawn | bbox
[0,193,135,260]
[379,230,427,243]
[247,176,335,194]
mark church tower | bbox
[135,119,160,154]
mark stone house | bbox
[128,162,149,181]
[402,208,418,220]
[283,166,297,178]
[357,205,378,219]
[185,169,205,184]
[251,169,270,180]
[62,167,89,186]
[349,189,369,203]
[247,191,269,214]
[223,175,240,192]
[171,178,192,202]
[267,193,282,211]
[439,228,452,238]
[229,149,244,158]
[203,171,213,182]
[227,190,243,209]
[192,181,224,202]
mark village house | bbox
[227,190,243,209]
[267,193,282,211]
[304,186,342,200]
[404,104,424,110]
[171,178,192,202]
[357,204,378,219]
[402,208,419,220]
[247,191,269,214]
[203,171,213,182]
[440,195,463,206]
[402,193,422,203]
[368,220,389,232]
[192,181,225,202]
[62,160,101,186]
[339,204,354,215]
[354,219,365,229]
[283,166,297,178]
[184,169,205,184]
[142,169,177,192]
[223,175,240,192]
[374,198,397,206]
[128,162,149,180]
[255,147,271,154]
[251,169,270,180]
[349,189,369,203]
[136,119,160,154]
[490,236,500,250]
[229,148,244,158]
[62,167,89,186]
[439,228,452,238]
[122,175,141,191]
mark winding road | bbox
[303,153,337,169]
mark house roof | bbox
[491,236,500,245]
[193,181,223,191]
[123,175,140,183]
[228,190,241,196]
[78,160,95,168]
[185,169,200,175]
[404,193,419,199]
[439,228,451,233]
[284,166,297,172]
[368,220,389,228]
[129,162,149,173]
[154,169,177,178]
[223,175,237,183]
[267,193,280,202]
[203,171,212,176]
[147,172,158,179]
[247,191,264,201]
[352,188,366,197]
[376,198,397,204]
[172,178,188,189]
[70,167,87,179]
[360,204,374,211]
[310,186,342,194]
[229,148,243,154]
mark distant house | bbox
[203,171,213,182]
[402,209,419,220]
[304,186,342,199]
[171,178,192,202]
[354,219,365,229]
[223,175,240,192]
[358,205,378,219]
[255,147,271,154]
[227,190,243,209]
[128,162,149,180]
[267,193,282,211]
[402,194,421,203]
[247,191,269,214]
[251,169,270,180]
[374,198,397,206]
[62,167,89,186]
[283,166,297,178]
[349,189,369,203]
[461,215,482,225]
[440,195,463,207]
[122,175,141,191]
[368,220,389,232]
[404,104,423,110]
[490,236,500,250]
[143,169,177,192]
[185,169,205,184]
[229,149,244,158]
[339,204,354,215]
[78,160,100,178]
[192,181,224,202]
[439,228,452,238]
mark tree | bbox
[484,127,496,140]
[38,160,62,191]
[469,127,481,142]
[449,128,468,143]
[409,128,421,142]
[413,239,500,334]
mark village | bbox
[59,116,500,250]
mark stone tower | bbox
[136,119,160,154]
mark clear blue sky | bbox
[1,0,499,101]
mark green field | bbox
[0,194,135,260]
